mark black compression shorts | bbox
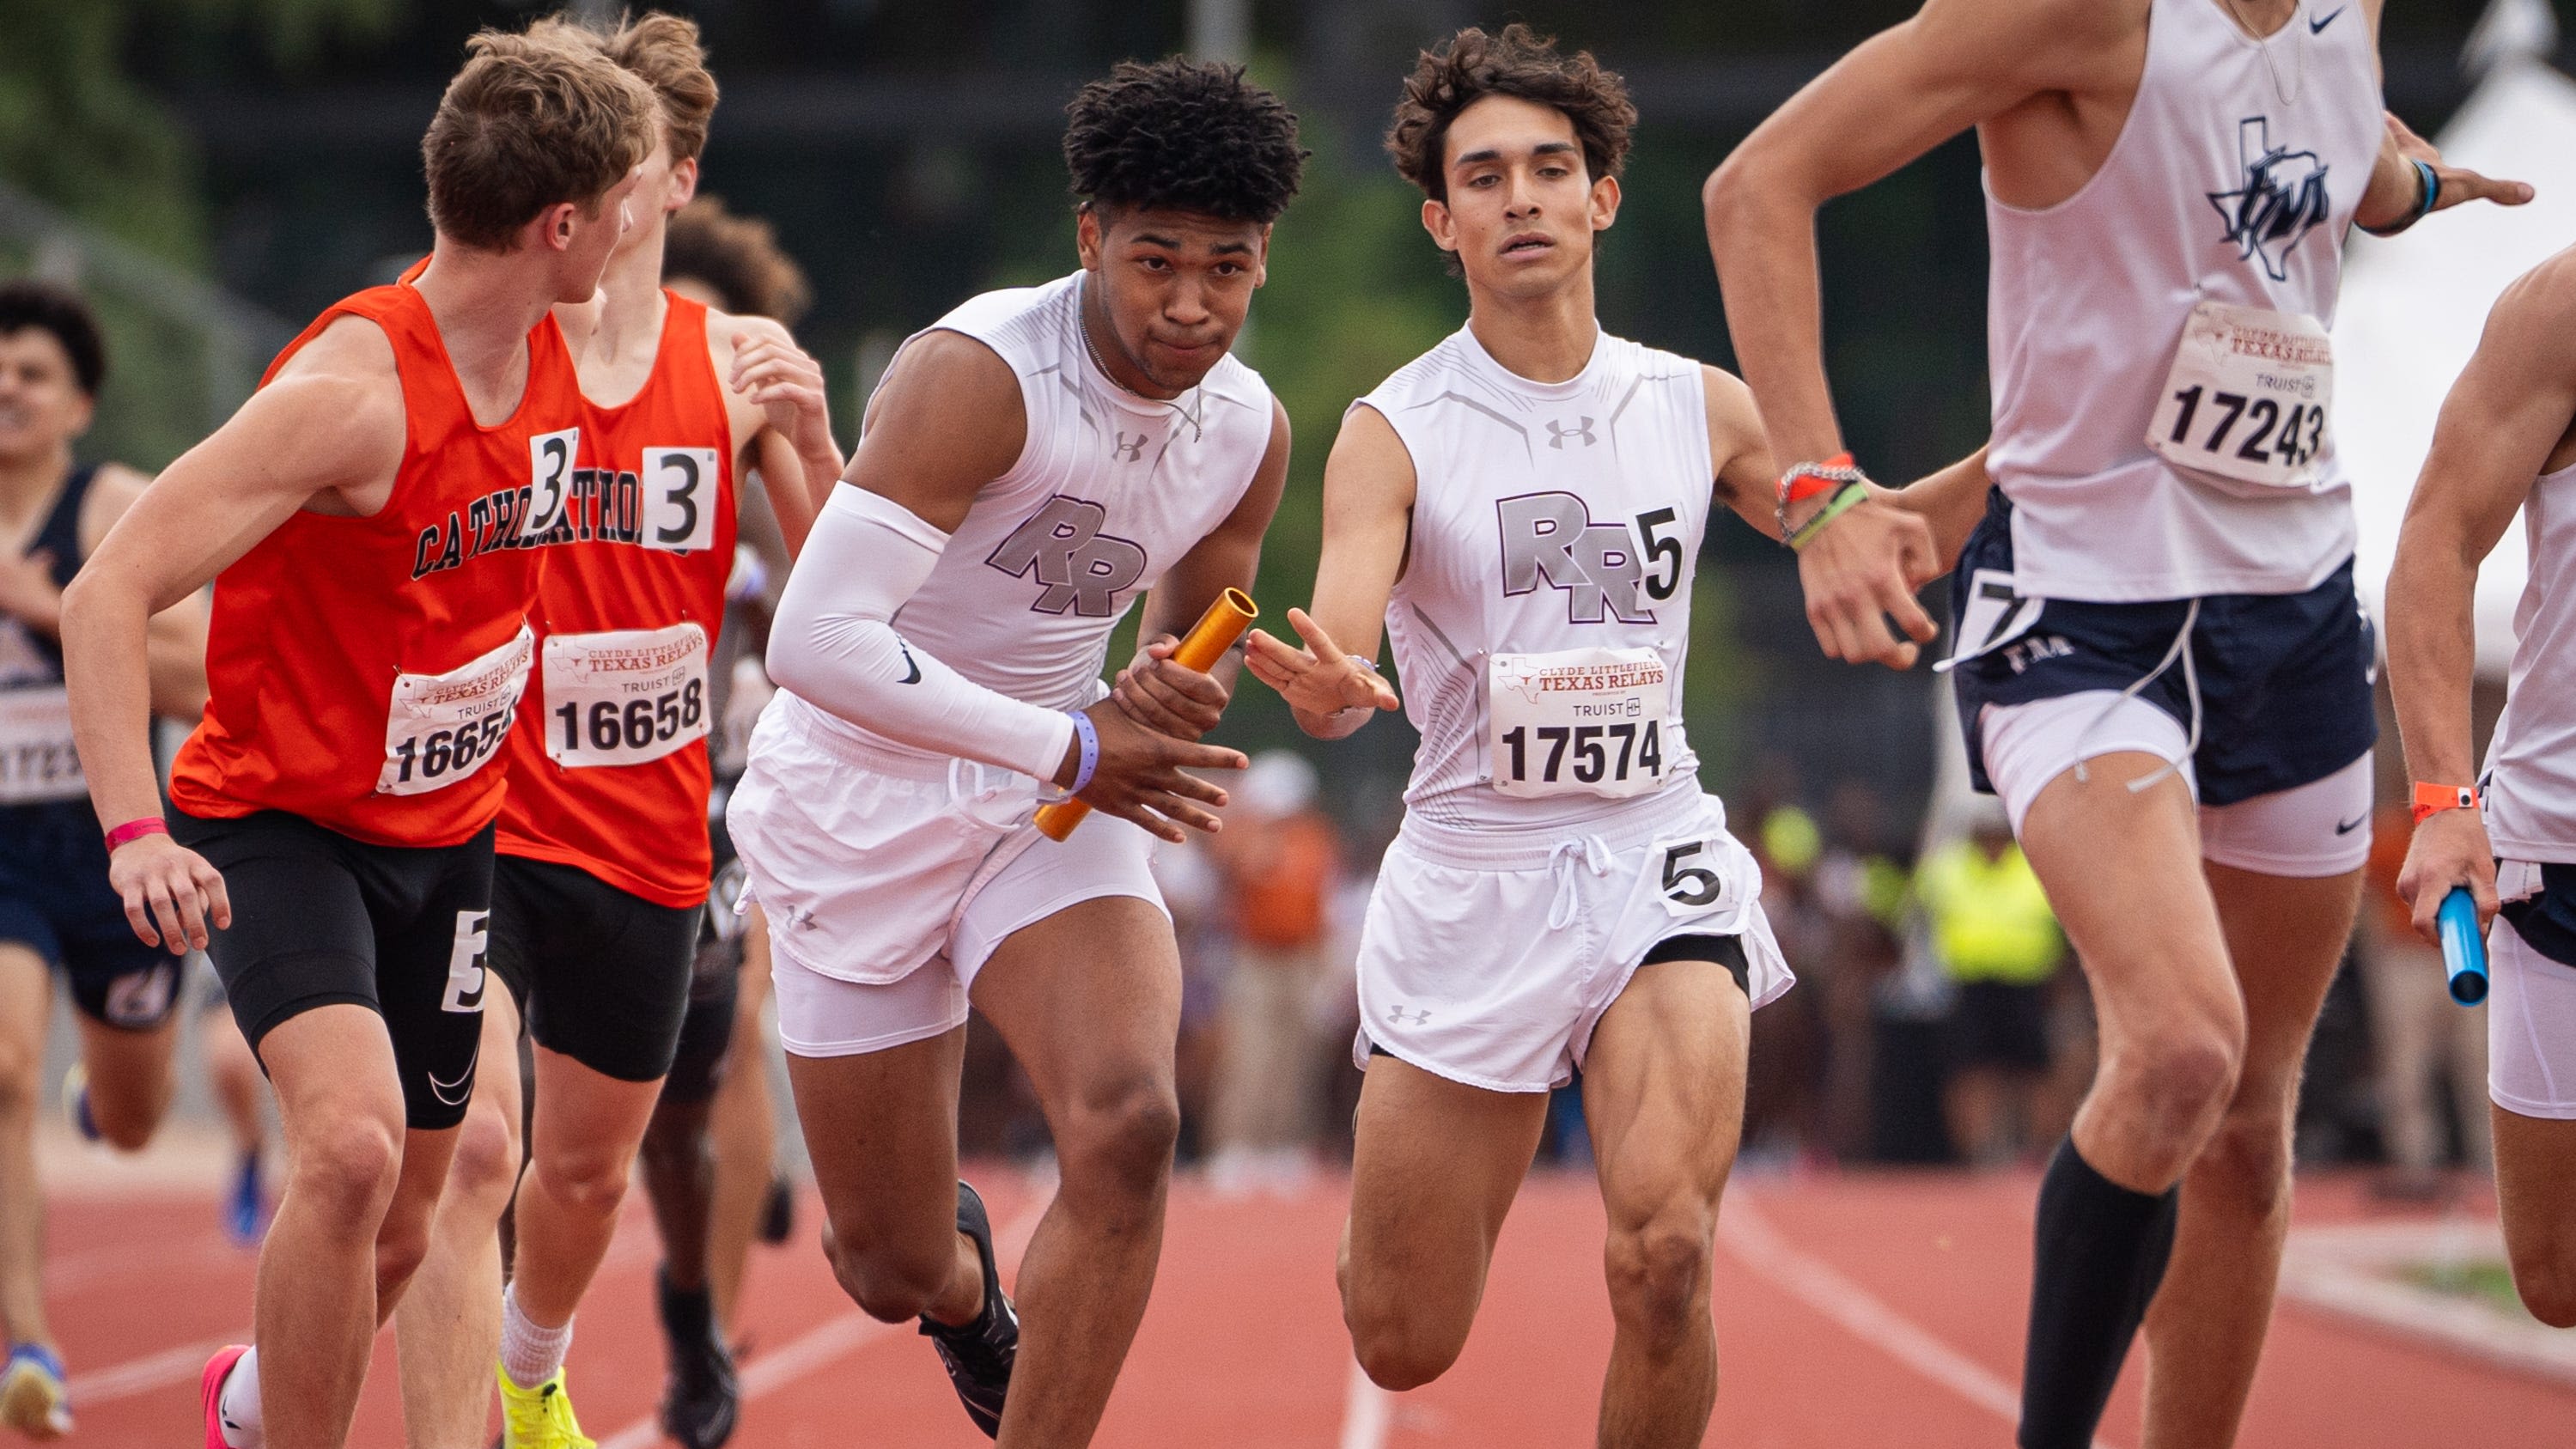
[486,855,697,1084]
[173,808,496,1131]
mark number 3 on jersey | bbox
[642,447,719,554]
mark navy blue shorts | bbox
[2503,862,2576,969]
[0,803,179,1031]
[1948,492,2376,809]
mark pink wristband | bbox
[104,818,168,852]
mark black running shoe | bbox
[758,1173,795,1246]
[920,1179,1015,1439]
[656,1267,740,1449]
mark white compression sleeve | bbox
[766,485,1076,781]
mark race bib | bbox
[2146,301,2332,496]
[539,622,709,770]
[1488,647,1672,800]
[0,686,83,805]
[377,625,533,797]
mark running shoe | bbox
[224,1149,269,1247]
[655,1267,740,1449]
[920,1179,1015,1439]
[758,1172,795,1245]
[497,1364,595,1449]
[59,1064,96,1144]
[0,1343,71,1440]
[199,1344,249,1449]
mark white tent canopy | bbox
[2337,33,2576,678]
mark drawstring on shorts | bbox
[2072,597,2202,795]
[1547,835,1617,932]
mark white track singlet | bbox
[2485,460,2576,862]
[1983,0,2383,601]
[1361,326,1711,835]
[787,271,1275,758]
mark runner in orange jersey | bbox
[57,29,655,1449]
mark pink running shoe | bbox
[201,1346,251,1449]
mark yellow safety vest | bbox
[1915,841,2062,984]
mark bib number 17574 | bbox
[1499,720,1662,790]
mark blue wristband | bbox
[2363,158,2441,237]
[1065,710,1099,794]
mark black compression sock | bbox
[657,1265,716,1345]
[2017,1135,2181,1449]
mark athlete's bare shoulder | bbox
[216,314,407,514]
[2476,246,2576,395]
[845,326,1027,533]
[75,462,154,556]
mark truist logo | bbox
[1497,491,1654,624]
[986,495,1149,618]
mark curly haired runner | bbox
[721,57,1301,1442]
[1246,27,1793,1448]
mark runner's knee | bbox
[2511,1242,2576,1329]
[84,1078,169,1154]
[2106,1020,2241,1156]
[2189,1099,2293,1215]
[1054,1075,1180,1196]
[1603,1213,1713,1351]
[291,1111,405,1227]
[1346,1294,1468,1391]
[820,1217,951,1324]
[530,1136,637,1219]
[444,1096,522,1209]
[0,1034,39,1119]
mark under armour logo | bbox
[2208,117,2329,283]
[1385,1006,1433,1026]
[1545,417,1596,450]
[1111,431,1148,462]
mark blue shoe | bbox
[224,1150,268,1247]
[60,1064,97,1144]
[1,1342,72,1439]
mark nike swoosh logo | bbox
[2311,6,2345,33]
[2335,814,2366,835]
[897,642,922,685]
[427,1041,480,1106]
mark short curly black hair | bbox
[0,280,106,397]
[1387,24,1635,204]
[1063,58,1306,225]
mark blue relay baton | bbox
[2439,887,2488,1007]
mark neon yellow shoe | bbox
[1,1343,73,1440]
[497,1363,594,1449]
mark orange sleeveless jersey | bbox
[496,291,738,908]
[171,284,582,847]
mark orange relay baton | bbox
[1033,588,1258,842]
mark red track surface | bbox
[41,1166,2573,1447]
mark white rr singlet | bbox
[782,271,1274,756]
[1984,0,2383,601]
[2485,459,2576,863]
[1361,326,1710,833]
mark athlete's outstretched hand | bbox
[729,332,833,450]
[1069,700,1246,843]
[1245,608,1400,736]
[1795,496,1941,670]
[2372,113,2535,229]
[2397,807,2500,946]
[108,834,231,955]
[1112,633,1231,741]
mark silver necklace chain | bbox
[2223,0,2305,105]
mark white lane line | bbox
[69,1335,240,1403]
[1335,1355,1391,1449]
[1715,1195,2124,1449]
[595,1183,1050,1449]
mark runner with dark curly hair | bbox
[722,56,1302,1442]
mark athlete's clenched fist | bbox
[1057,700,1245,843]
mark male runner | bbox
[58,31,654,1449]
[0,278,209,1439]
[1242,30,1792,1446]
[725,57,1300,1442]
[2387,244,2576,1330]
[1704,3,2525,1444]
[391,15,840,1449]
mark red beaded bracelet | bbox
[103,818,169,852]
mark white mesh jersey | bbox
[795,271,1275,760]
[1362,326,1712,833]
[2485,460,2576,861]
[1984,0,2383,601]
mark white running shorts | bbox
[2491,866,2576,1120]
[1978,691,2372,877]
[728,693,1164,1056]
[1354,788,1793,1093]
